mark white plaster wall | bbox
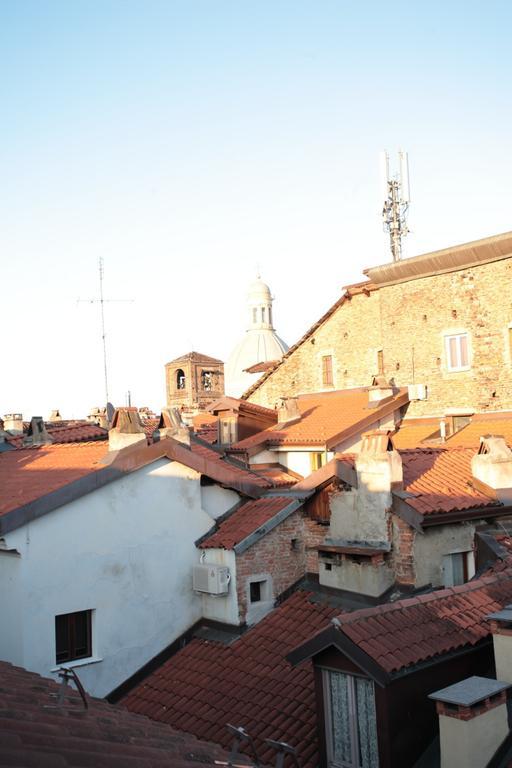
[412,523,476,588]
[493,634,512,684]
[200,549,239,625]
[330,488,390,542]
[0,459,233,698]
[0,551,23,665]
[201,484,240,520]
[439,706,509,768]
[250,449,279,465]
[319,559,394,597]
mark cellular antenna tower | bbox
[380,150,410,262]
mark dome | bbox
[225,276,288,398]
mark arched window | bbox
[252,307,257,323]
[176,369,186,390]
[268,306,272,326]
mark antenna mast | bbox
[380,150,410,262]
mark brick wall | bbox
[235,510,326,623]
[248,259,512,417]
[391,514,416,586]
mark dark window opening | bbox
[55,610,92,664]
[250,581,263,603]
[176,369,186,390]
[322,355,333,387]
[377,349,384,375]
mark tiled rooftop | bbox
[200,496,294,549]
[0,442,109,517]
[249,464,302,487]
[0,661,228,767]
[5,421,108,448]
[393,413,512,450]
[336,565,512,674]
[400,447,500,516]
[121,590,340,768]
[233,388,408,450]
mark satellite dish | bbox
[106,402,115,422]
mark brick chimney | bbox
[4,413,23,434]
[471,436,512,504]
[368,375,394,405]
[487,605,512,684]
[108,408,146,452]
[23,417,53,446]
[429,677,511,768]
[154,407,191,447]
[275,397,301,427]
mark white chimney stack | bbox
[471,436,512,504]
[4,413,23,435]
[108,408,147,452]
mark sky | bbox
[1,0,512,418]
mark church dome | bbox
[225,277,288,398]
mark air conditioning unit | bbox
[193,564,230,595]
[407,383,428,401]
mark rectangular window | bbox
[310,452,326,471]
[250,581,263,602]
[442,551,473,587]
[55,610,92,664]
[323,670,379,768]
[377,350,384,375]
[322,355,334,387]
[445,333,469,371]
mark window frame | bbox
[322,668,379,768]
[444,332,470,372]
[442,550,475,587]
[321,354,334,388]
[55,610,93,665]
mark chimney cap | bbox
[428,676,511,708]
[477,436,512,459]
[360,430,395,454]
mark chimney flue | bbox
[275,397,301,427]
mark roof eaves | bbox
[233,497,306,554]
[286,624,390,687]
[325,390,409,451]
[391,494,425,532]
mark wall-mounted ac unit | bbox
[193,564,230,595]
[407,383,428,401]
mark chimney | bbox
[48,409,62,422]
[108,408,146,452]
[4,413,23,434]
[23,417,53,446]
[429,676,511,768]
[487,605,512,684]
[368,375,394,405]
[471,436,512,504]
[275,397,301,427]
[154,408,191,447]
[355,430,403,494]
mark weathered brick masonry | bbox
[247,238,512,417]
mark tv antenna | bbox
[77,258,134,408]
[380,150,410,262]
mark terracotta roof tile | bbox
[6,421,108,448]
[337,565,512,674]
[122,591,340,768]
[233,388,408,450]
[0,661,227,767]
[200,496,295,549]
[393,413,512,450]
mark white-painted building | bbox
[0,424,269,698]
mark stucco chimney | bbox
[487,605,512,684]
[276,397,301,427]
[471,436,512,504]
[23,417,53,446]
[154,407,191,447]
[48,409,62,422]
[108,408,146,452]
[4,413,23,434]
[429,677,511,768]
[355,431,403,494]
[368,375,394,405]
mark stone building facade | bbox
[165,351,224,411]
[244,232,512,418]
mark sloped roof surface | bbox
[393,414,512,450]
[337,566,512,674]
[5,421,108,448]
[233,389,407,450]
[122,590,339,768]
[200,496,293,549]
[0,661,227,767]
[400,447,500,516]
[0,442,109,517]
[166,351,223,366]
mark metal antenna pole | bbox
[381,150,410,262]
[77,259,134,410]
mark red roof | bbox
[121,590,340,768]
[400,447,500,516]
[0,442,109,517]
[233,389,408,451]
[200,496,294,549]
[393,413,512,450]
[5,421,108,448]
[249,464,303,487]
[336,565,512,674]
[0,661,227,768]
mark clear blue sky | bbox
[2,1,511,417]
